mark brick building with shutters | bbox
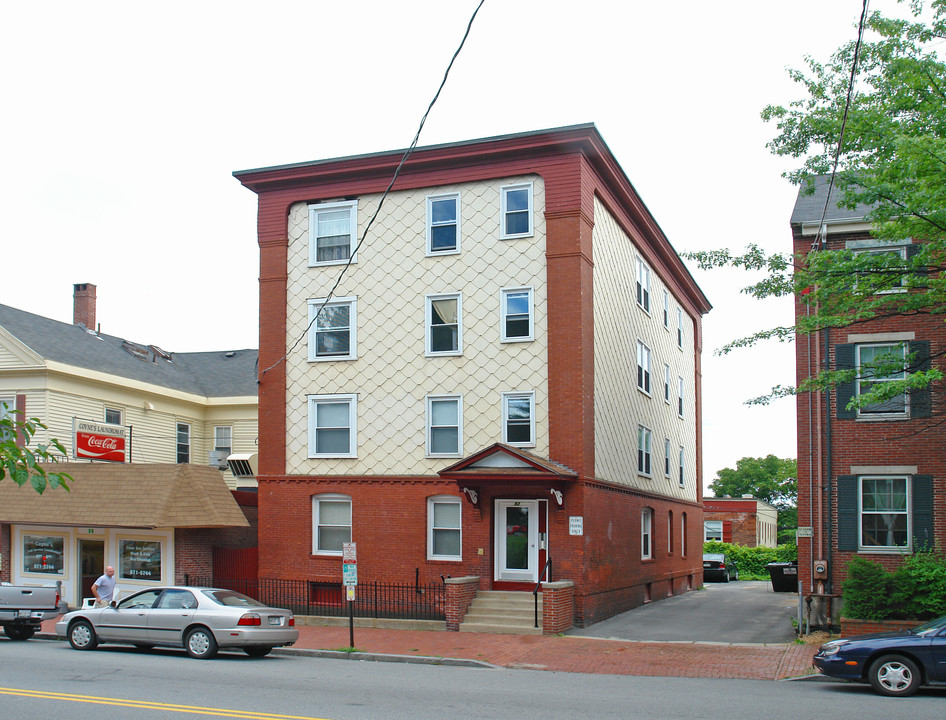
[792,177,943,628]
[703,496,778,548]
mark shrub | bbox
[842,548,946,620]
[702,541,797,579]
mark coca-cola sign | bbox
[73,419,127,462]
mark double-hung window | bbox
[678,446,685,487]
[664,437,671,477]
[859,476,909,549]
[427,395,462,456]
[312,494,352,554]
[704,520,723,541]
[636,257,651,312]
[308,297,357,361]
[638,425,652,476]
[663,290,670,328]
[427,194,460,255]
[176,423,190,463]
[664,364,671,404]
[641,508,653,559]
[676,307,684,349]
[502,392,535,446]
[637,342,652,395]
[426,293,462,356]
[308,394,357,458]
[853,244,908,295]
[309,200,358,266]
[500,183,533,238]
[105,407,122,425]
[856,343,908,416]
[214,426,232,456]
[428,495,461,560]
[678,376,684,418]
[501,287,533,342]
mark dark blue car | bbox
[813,615,946,696]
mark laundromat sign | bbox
[73,419,128,463]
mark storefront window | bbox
[119,540,162,581]
[23,535,64,575]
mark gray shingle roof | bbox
[0,303,257,398]
[790,175,875,226]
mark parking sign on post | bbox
[342,542,357,647]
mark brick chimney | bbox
[73,283,97,330]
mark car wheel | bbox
[868,654,921,697]
[68,620,98,651]
[243,646,273,658]
[185,627,218,659]
[3,625,35,641]
[722,570,730,583]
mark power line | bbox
[813,0,870,251]
[259,0,486,380]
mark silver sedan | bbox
[56,586,298,659]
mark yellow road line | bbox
[0,687,331,720]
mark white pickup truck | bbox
[0,582,62,640]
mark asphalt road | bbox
[4,636,946,720]
[569,580,799,643]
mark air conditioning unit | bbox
[208,450,229,470]
[226,453,258,478]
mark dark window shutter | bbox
[835,344,856,419]
[722,521,732,543]
[908,340,932,418]
[912,475,933,550]
[837,475,858,551]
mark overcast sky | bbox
[1,1,878,489]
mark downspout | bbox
[824,325,833,595]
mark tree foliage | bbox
[0,410,71,493]
[687,1,946,409]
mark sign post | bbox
[342,542,357,648]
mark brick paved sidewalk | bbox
[41,617,818,680]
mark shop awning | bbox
[0,463,249,529]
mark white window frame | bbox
[855,343,908,418]
[307,394,357,458]
[426,193,460,256]
[312,494,352,556]
[664,364,671,404]
[176,423,190,464]
[104,407,123,425]
[677,307,684,349]
[663,290,670,329]
[427,495,462,561]
[500,182,534,239]
[637,341,652,395]
[664,437,671,477]
[308,296,357,361]
[500,286,534,342]
[213,426,232,455]
[425,292,462,357]
[854,245,908,295]
[309,200,358,267]
[641,507,653,559]
[704,520,723,542]
[426,395,462,457]
[637,425,652,477]
[0,396,13,420]
[678,446,685,487]
[678,376,684,418]
[502,392,535,447]
[636,257,651,313]
[858,475,910,551]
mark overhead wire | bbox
[258,0,486,381]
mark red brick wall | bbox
[0,523,10,583]
[444,576,480,631]
[795,228,946,597]
[704,510,759,546]
[841,617,922,637]
[541,581,574,634]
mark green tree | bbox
[0,411,71,493]
[709,455,797,537]
[688,1,946,409]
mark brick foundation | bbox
[444,575,480,631]
[840,617,923,637]
[541,580,574,634]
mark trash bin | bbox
[767,561,799,592]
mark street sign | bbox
[346,586,355,601]
[342,542,357,563]
[796,527,813,538]
[569,516,583,536]
[343,563,357,587]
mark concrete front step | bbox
[460,590,543,635]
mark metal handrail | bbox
[533,557,552,628]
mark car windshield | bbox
[909,615,946,635]
[202,589,267,608]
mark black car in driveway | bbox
[813,615,946,696]
[702,553,738,582]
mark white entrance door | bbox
[495,499,539,582]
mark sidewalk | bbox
[40,617,819,680]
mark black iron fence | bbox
[184,576,445,621]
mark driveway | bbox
[569,580,799,643]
